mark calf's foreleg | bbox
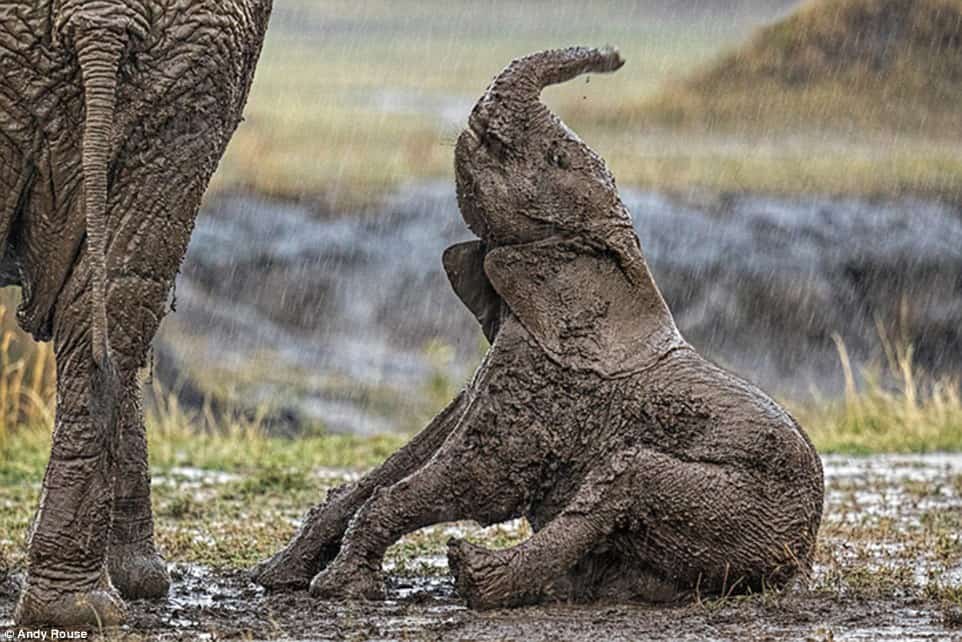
[447,449,637,609]
[308,427,526,600]
[253,391,470,590]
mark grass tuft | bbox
[796,332,962,454]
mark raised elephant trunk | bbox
[487,46,624,105]
[75,30,125,369]
[466,46,624,154]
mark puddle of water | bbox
[314,467,362,483]
[823,453,962,481]
[153,467,242,489]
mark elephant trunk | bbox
[483,46,624,120]
[75,31,125,370]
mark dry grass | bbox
[626,0,962,137]
[0,293,55,453]
[796,327,962,454]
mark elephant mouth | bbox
[454,129,492,241]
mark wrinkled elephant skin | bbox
[1,0,272,627]
[255,46,825,610]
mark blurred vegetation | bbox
[211,0,962,206]
[604,0,962,200]
[212,0,795,206]
[0,292,54,458]
[794,333,962,454]
[632,0,962,136]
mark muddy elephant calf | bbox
[254,46,825,609]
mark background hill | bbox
[631,0,962,136]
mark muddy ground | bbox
[2,454,961,640]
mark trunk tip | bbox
[595,46,625,73]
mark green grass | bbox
[793,336,962,454]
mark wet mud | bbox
[2,455,960,640]
[0,568,952,640]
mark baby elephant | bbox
[254,46,824,609]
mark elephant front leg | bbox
[253,390,470,590]
[14,276,126,627]
[107,375,170,600]
[309,442,524,601]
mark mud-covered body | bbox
[449,312,823,599]
[2,0,269,345]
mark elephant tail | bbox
[75,29,126,369]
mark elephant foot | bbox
[15,580,127,628]
[251,543,332,591]
[309,559,384,601]
[448,538,533,610]
[108,542,171,600]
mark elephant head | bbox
[445,46,686,376]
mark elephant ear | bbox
[443,241,503,343]
[483,240,686,376]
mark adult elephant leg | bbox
[107,375,170,599]
[14,262,127,627]
[96,146,225,602]
[253,390,470,590]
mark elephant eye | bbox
[547,149,570,169]
[481,131,507,159]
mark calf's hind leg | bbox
[452,447,818,609]
[447,450,637,609]
[253,391,470,590]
